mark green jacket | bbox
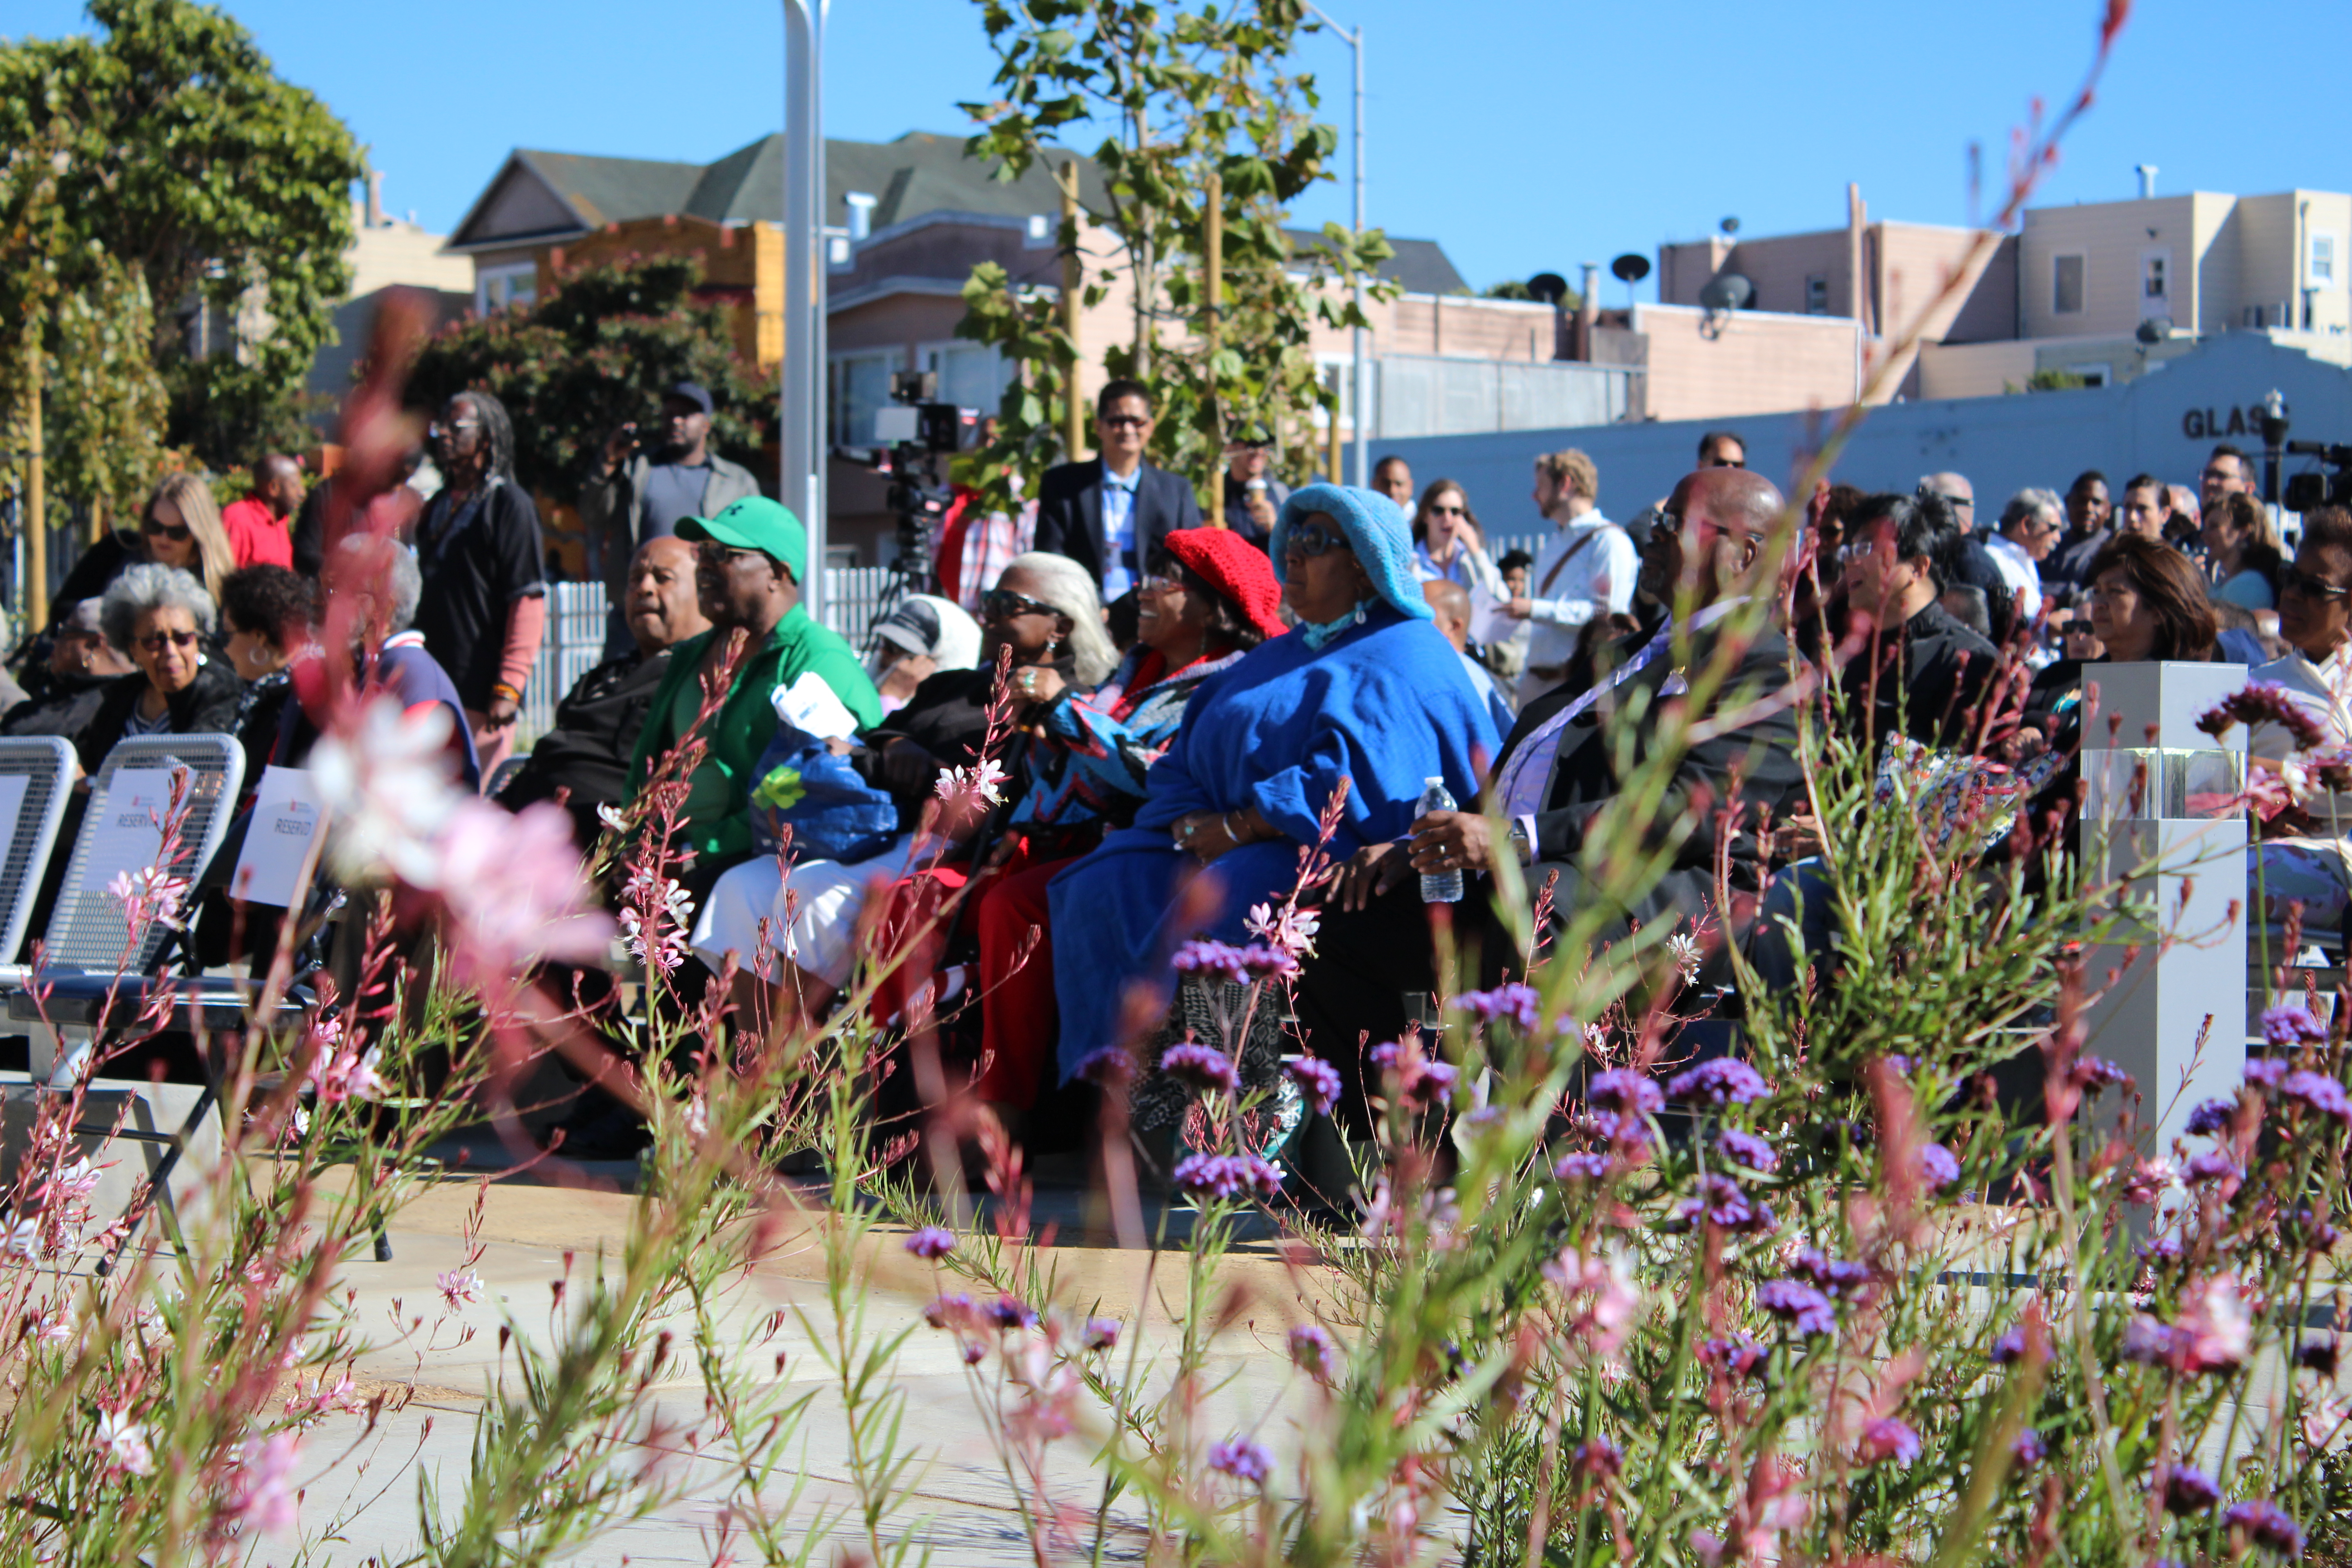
[626,606,883,862]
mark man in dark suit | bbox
[1032,378,1203,599]
[1287,469,1803,1111]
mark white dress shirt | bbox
[1983,532,2044,622]
[1523,512,1637,672]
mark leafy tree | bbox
[0,0,363,467]
[407,254,775,504]
[956,0,1396,504]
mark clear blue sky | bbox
[11,0,2347,297]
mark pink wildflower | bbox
[1244,899,1320,958]
[94,1407,152,1476]
[1543,1246,1641,1357]
[437,1269,482,1310]
[226,1433,302,1536]
[1860,1416,1921,1467]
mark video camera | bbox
[840,371,983,592]
[2285,441,2352,512]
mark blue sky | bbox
[11,0,2347,296]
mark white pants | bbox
[689,836,921,988]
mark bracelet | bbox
[1221,812,1242,845]
[490,681,523,704]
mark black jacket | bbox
[499,647,674,847]
[1033,459,1202,592]
[52,533,140,623]
[1799,598,2001,754]
[1499,608,1805,917]
[75,656,245,776]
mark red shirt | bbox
[220,496,294,568]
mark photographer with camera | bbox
[581,380,762,653]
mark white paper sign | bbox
[0,774,30,883]
[1468,584,1521,651]
[78,766,180,896]
[232,766,326,908]
[769,671,861,743]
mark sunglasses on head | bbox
[2280,566,2351,603]
[137,629,200,652]
[142,518,191,542]
[981,587,1058,622]
[1283,523,1348,559]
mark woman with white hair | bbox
[74,563,245,776]
[690,553,1117,1024]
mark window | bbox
[2063,362,2110,387]
[1804,274,1828,315]
[475,261,537,315]
[2053,253,2085,315]
[2143,253,2167,300]
[919,342,1011,419]
[828,349,902,447]
[2314,232,2340,285]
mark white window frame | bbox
[828,347,906,449]
[2052,252,2086,316]
[475,261,537,316]
[2313,231,2340,287]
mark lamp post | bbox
[1299,1,1366,489]
[782,0,829,622]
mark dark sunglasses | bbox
[137,629,201,652]
[142,518,191,542]
[981,587,1058,622]
[1425,503,1467,517]
[2280,567,2351,603]
[427,418,482,442]
[696,541,771,569]
[1283,523,1349,559]
[1098,413,1150,430]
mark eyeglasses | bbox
[1098,413,1150,430]
[142,518,191,542]
[981,587,1058,622]
[696,541,771,569]
[1927,491,1974,510]
[1137,571,1183,596]
[2280,567,2352,603]
[2200,466,2240,483]
[427,418,481,441]
[137,629,201,652]
[1426,503,1466,517]
[1283,523,1348,559]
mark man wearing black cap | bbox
[581,381,763,647]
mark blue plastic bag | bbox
[747,678,898,863]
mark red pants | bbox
[870,853,1078,1111]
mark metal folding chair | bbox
[0,738,78,977]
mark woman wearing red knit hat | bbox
[881,527,1286,1132]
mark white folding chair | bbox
[0,738,78,975]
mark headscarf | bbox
[1269,483,1434,622]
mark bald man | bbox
[496,536,713,847]
[220,454,304,568]
[1292,469,1808,1098]
[1423,578,1517,735]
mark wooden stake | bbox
[24,364,45,633]
[1057,160,1085,465]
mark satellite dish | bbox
[1720,216,1741,235]
[1610,253,1651,284]
[1697,273,1754,313]
[1527,272,1569,306]
[2135,317,2172,345]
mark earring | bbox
[1352,601,1367,626]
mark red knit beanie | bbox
[1160,527,1288,641]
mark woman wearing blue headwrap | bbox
[1047,483,1499,1083]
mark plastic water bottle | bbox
[1417,777,1463,904]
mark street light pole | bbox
[782,0,829,622]
[1300,2,1367,488]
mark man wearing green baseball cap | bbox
[626,496,882,897]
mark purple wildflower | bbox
[2123,1317,2185,1365]
[922,1292,974,1329]
[1699,1333,1768,1379]
[1989,1326,2029,1364]
[2262,1004,2327,1048]
[1756,1279,1836,1337]
[2223,1500,2305,1557]
[1455,982,1544,1033]
[2185,1097,2236,1136]
[2282,1069,2352,1127]
[2012,1429,2048,1468]
[1171,939,1254,987]
[2069,1055,2132,1092]
[1860,1417,1921,1467]
[1289,1323,1340,1383]
[1589,1068,1665,1119]
[1665,1058,1769,1107]
[1917,1141,1960,1190]
[1285,1055,1343,1116]
[1078,1046,1136,1086]
[1789,1249,1872,1298]
[2184,1150,2241,1185]
[2162,1464,2220,1514]
[1084,1317,1121,1352]
[1207,1436,1274,1485]
[903,1225,955,1260]
[2246,1058,2289,1089]
[1717,1129,1779,1172]
[1677,1173,1776,1234]
[1553,1151,1612,1182]
[1404,1058,1458,1107]
[1160,1042,1239,1094]
[2200,681,2329,750]
[985,1295,1039,1329]
[1171,1152,1283,1203]
[1573,1437,1622,1479]
[2136,1234,2185,1264]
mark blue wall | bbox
[1348,333,2352,528]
